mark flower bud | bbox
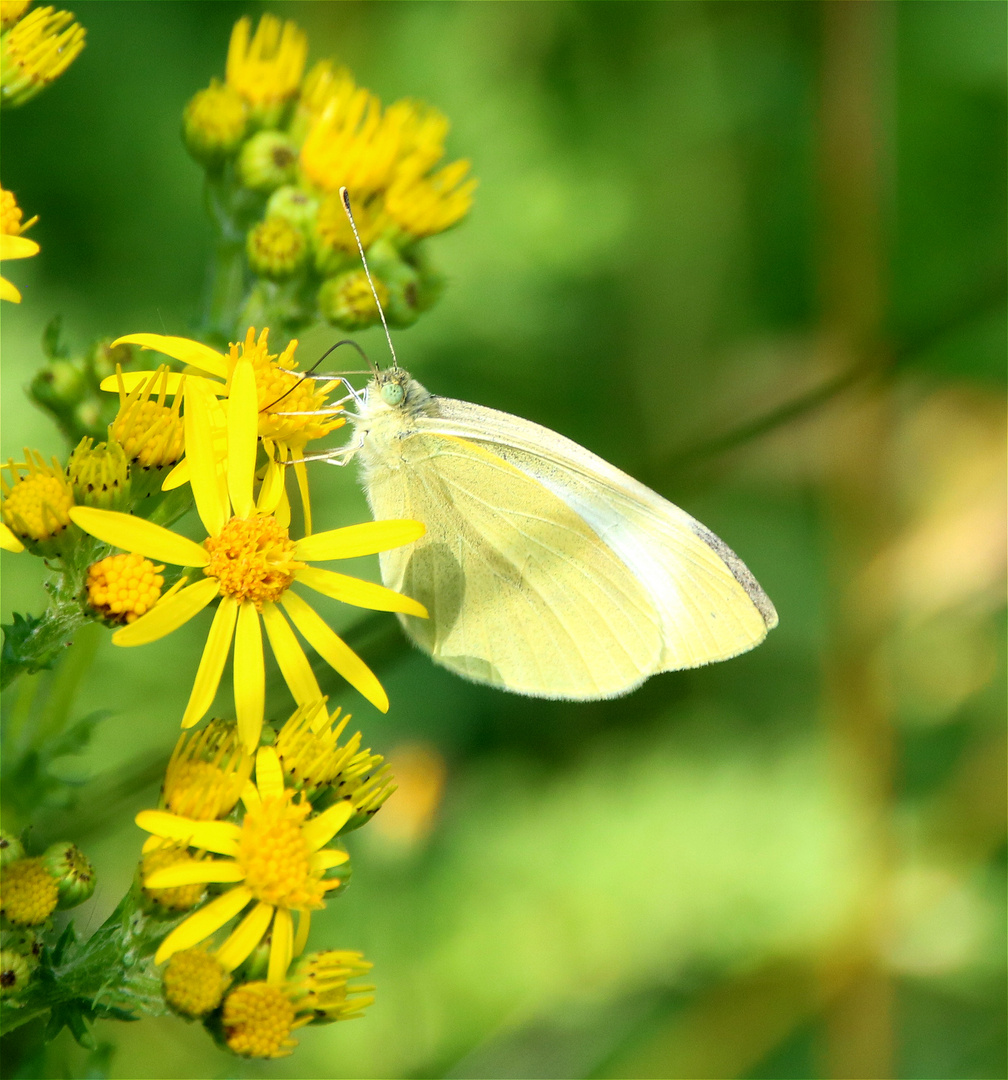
[1,450,77,558]
[236,131,298,193]
[0,6,85,108]
[0,830,25,868]
[162,948,230,1018]
[30,360,88,413]
[265,186,318,234]
[67,437,130,510]
[0,857,58,925]
[0,949,33,997]
[183,80,248,166]
[42,841,96,909]
[246,217,307,281]
[317,270,388,331]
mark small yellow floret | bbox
[222,981,298,1058]
[163,722,253,820]
[1,450,74,542]
[385,159,476,239]
[142,847,206,911]
[0,5,86,107]
[0,1,32,33]
[246,217,306,280]
[183,79,248,162]
[87,552,164,624]
[226,14,306,110]
[0,858,58,926]
[163,947,231,1017]
[0,187,38,238]
[110,366,186,469]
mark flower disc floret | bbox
[222,981,297,1058]
[239,794,326,910]
[142,847,207,911]
[203,515,301,609]
[163,948,231,1017]
[87,552,164,624]
[0,858,58,925]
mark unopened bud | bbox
[318,270,388,331]
[265,186,318,234]
[236,131,297,193]
[0,830,25,868]
[183,80,248,165]
[42,841,96,908]
[246,217,307,281]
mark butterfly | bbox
[340,364,777,699]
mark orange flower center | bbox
[202,515,301,609]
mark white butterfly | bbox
[339,366,777,700]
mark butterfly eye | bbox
[381,382,405,407]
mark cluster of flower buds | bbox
[182,14,476,336]
[0,831,96,999]
[134,710,388,1058]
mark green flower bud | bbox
[265,185,318,234]
[236,131,298,193]
[246,217,308,281]
[183,80,248,166]
[0,831,25,868]
[318,270,388,331]
[1,928,42,970]
[367,239,442,328]
[0,950,33,998]
[30,360,88,413]
[66,438,130,511]
[42,841,96,909]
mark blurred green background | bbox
[1,2,1005,1077]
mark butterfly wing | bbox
[363,428,665,698]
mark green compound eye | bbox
[381,381,405,406]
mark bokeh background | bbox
[2,2,1005,1077]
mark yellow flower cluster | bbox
[182,13,476,332]
[0,1,85,108]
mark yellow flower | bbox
[226,14,306,119]
[0,5,85,107]
[275,700,396,818]
[299,89,404,198]
[182,79,248,164]
[0,857,58,925]
[108,365,186,470]
[86,552,165,624]
[0,188,39,303]
[218,948,373,1058]
[1,2,32,34]
[385,159,477,240]
[1,449,74,553]
[289,60,356,143]
[138,746,353,985]
[102,328,345,534]
[70,356,427,749]
[159,719,254,823]
[162,947,231,1018]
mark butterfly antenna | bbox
[341,186,399,372]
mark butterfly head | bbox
[364,367,432,418]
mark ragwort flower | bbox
[71,355,426,750]
[102,327,345,534]
[0,4,85,108]
[226,14,306,123]
[139,746,352,985]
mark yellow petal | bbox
[254,746,285,801]
[295,520,425,562]
[295,565,428,617]
[181,596,238,729]
[112,334,229,378]
[134,809,241,856]
[257,456,285,516]
[154,885,254,964]
[112,578,218,647]
[234,602,265,752]
[98,370,186,396]
[145,860,245,888]
[268,908,294,985]
[0,234,40,260]
[281,591,388,712]
[302,801,354,852]
[69,507,209,566]
[0,523,24,552]
[311,848,350,871]
[161,457,189,491]
[239,778,261,812]
[185,377,229,538]
[261,601,322,705]
[293,457,312,536]
[216,901,274,973]
[293,910,311,957]
[0,276,22,303]
[227,358,258,518]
